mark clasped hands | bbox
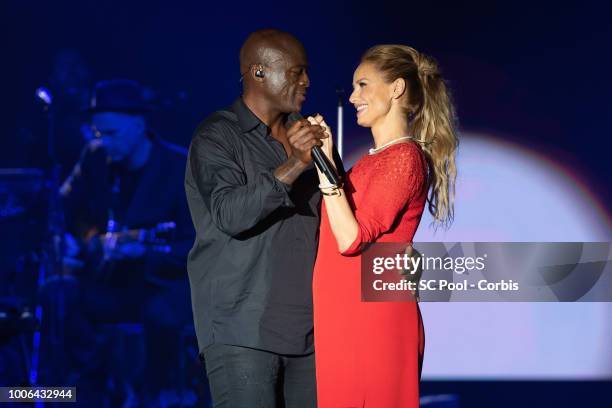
[286,114,334,165]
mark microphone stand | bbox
[32,87,68,386]
[336,89,344,159]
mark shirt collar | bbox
[232,97,265,134]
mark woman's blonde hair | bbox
[362,45,459,227]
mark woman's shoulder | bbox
[347,142,426,187]
[367,141,425,171]
[380,140,423,155]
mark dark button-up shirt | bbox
[185,98,320,355]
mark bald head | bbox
[239,29,309,114]
[240,29,306,78]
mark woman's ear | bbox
[392,78,407,100]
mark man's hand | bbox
[286,119,328,164]
[92,235,147,262]
[113,241,147,260]
[273,117,328,186]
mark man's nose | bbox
[300,72,310,88]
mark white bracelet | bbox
[318,182,339,190]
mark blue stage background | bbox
[2,1,611,407]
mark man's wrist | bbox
[287,155,310,171]
[274,156,309,185]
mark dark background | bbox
[1,1,611,406]
[2,0,611,214]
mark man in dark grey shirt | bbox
[185,29,327,407]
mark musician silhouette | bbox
[49,79,195,406]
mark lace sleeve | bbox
[341,143,426,256]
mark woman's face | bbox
[349,62,394,128]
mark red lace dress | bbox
[313,142,428,407]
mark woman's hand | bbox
[307,114,333,162]
[306,116,358,252]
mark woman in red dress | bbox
[310,45,459,407]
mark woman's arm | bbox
[308,115,358,253]
[309,115,426,257]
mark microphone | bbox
[287,112,340,185]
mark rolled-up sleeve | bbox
[189,122,293,237]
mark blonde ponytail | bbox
[362,45,459,227]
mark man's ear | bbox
[392,78,406,100]
[251,64,265,82]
